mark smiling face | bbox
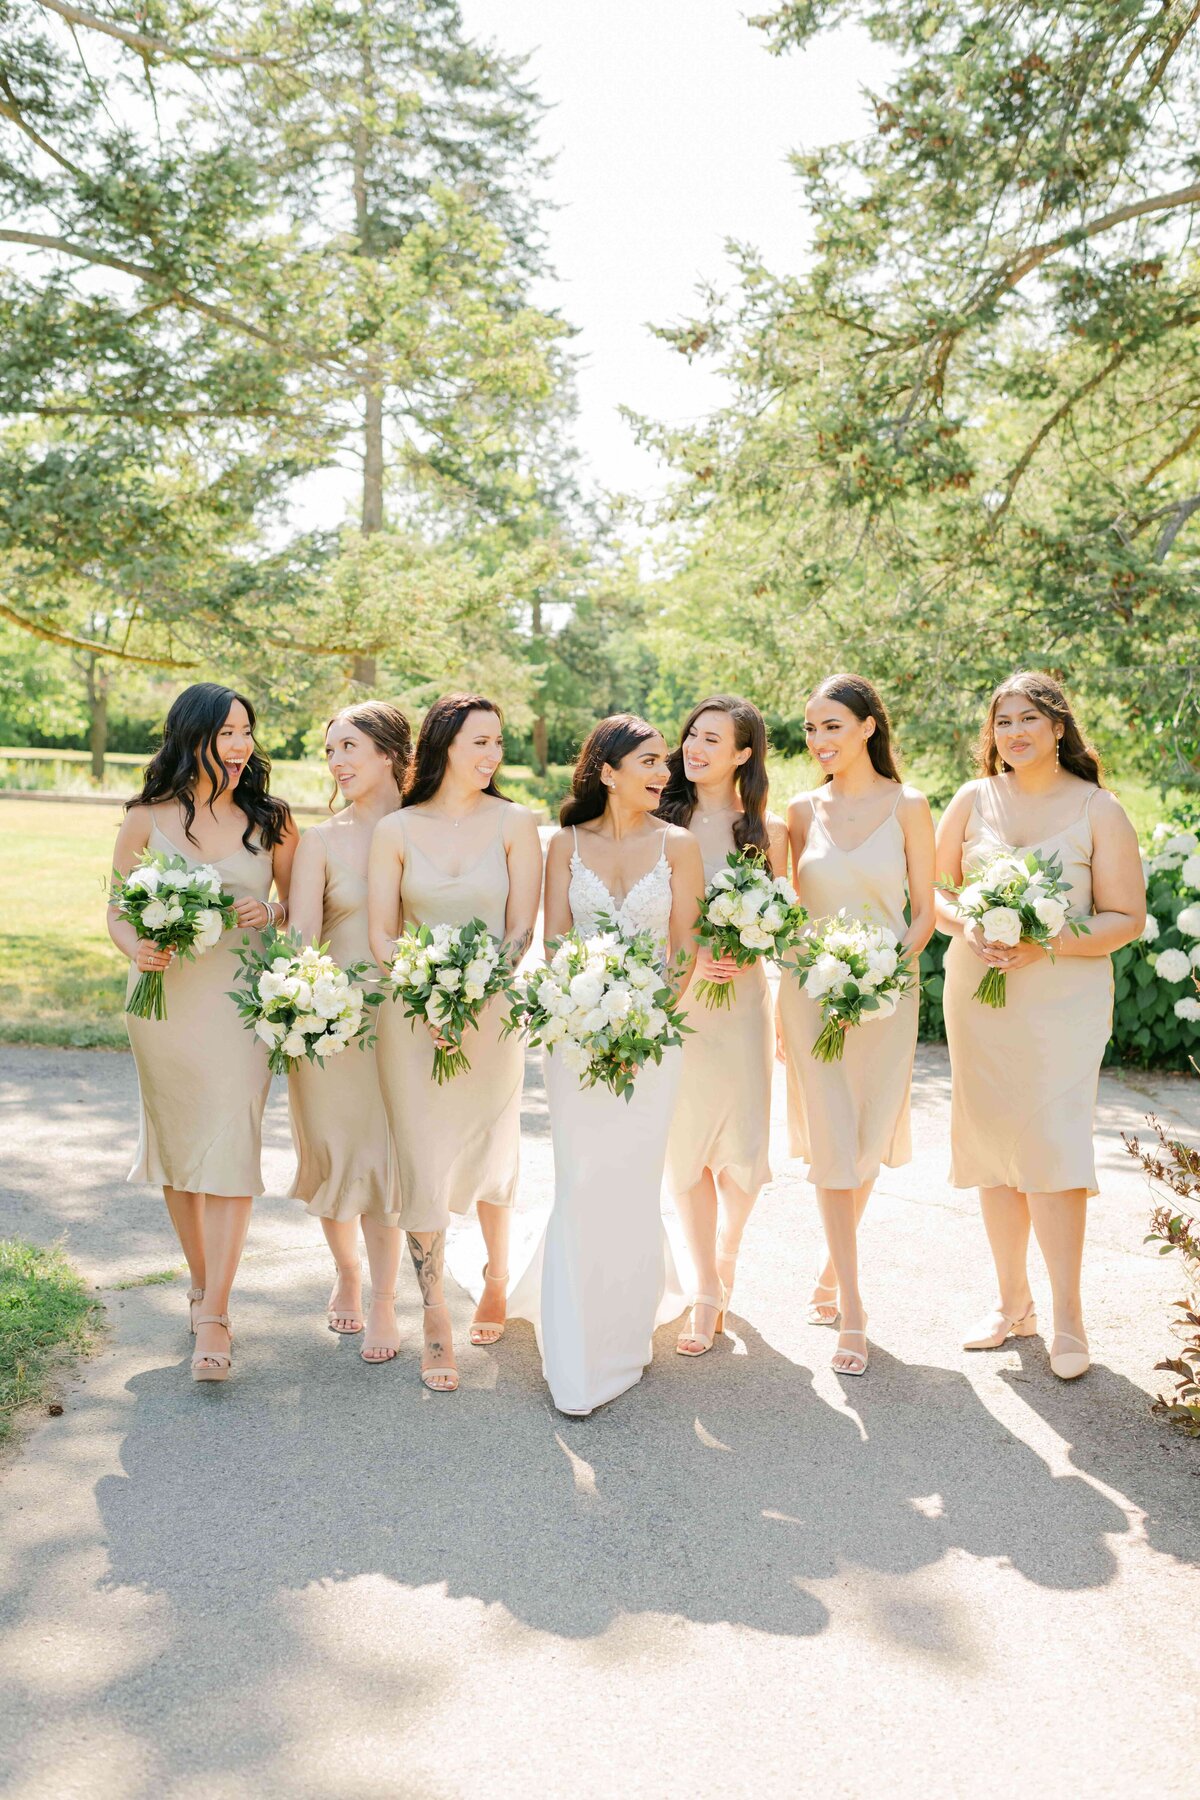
[682,709,750,790]
[446,708,503,792]
[991,690,1061,772]
[604,732,670,814]
[202,699,254,791]
[325,716,395,804]
[804,696,874,777]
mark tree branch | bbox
[0,599,198,665]
[0,70,87,180]
[32,0,283,70]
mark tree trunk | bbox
[351,21,380,690]
[85,655,109,783]
[530,591,548,774]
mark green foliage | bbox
[1126,1118,1200,1435]
[646,1,1200,783]
[0,1238,100,1440]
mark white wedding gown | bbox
[507,829,686,1414]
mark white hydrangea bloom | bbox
[1177,905,1200,938]
[1140,915,1160,943]
[1174,996,1200,1023]
[1155,948,1192,982]
[1181,854,1200,890]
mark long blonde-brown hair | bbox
[325,701,413,808]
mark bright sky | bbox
[456,0,893,498]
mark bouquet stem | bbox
[126,970,167,1021]
[694,978,736,1011]
[812,1017,848,1062]
[433,1045,472,1084]
[972,967,1008,1008]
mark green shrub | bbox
[0,1239,101,1438]
[916,816,1200,1070]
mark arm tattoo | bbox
[406,1230,445,1304]
[506,926,532,965]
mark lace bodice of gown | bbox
[569,827,673,958]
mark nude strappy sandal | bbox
[963,1302,1037,1350]
[807,1281,840,1327]
[1050,1331,1089,1380]
[191,1315,233,1383]
[676,1289,726,1357]
[327,1277,364,1336]
[361,1291,400,1364]
[832,1327,868,1377]
[469,1265,509,1346]
[186,1286,205,1335]
[420,1301,459,1393]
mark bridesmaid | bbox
[287,702,410,1363]
[935,671,1144,1379]
[367,695,542,1391]
[657,696,788,1355]
[108,682,298,1381]
[778,674,935,1376]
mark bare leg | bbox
[164,1186,206,1324]
[319,1217,364,1332]
[193,1195,252,1371]
[714,1169,759,1302]
[471,1200,512,1343]
[810,1178,873,1321]
[407,1231,458,1392]
[675,1169,722,1350]
[815,1184,868,1373]
[1027,1188,1088,1348]
[360,1217,402,1362]
[978,1184,1035,1319]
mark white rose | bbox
[294,1014,326,1036]
[710,869,736,891]
[137,868,162,895]
[122,869,150,894]
[280,1031,307,1057]
[644,1007,668,1039]
[541,1014,566,1044]
[310,977,345,1018]
[257,972,285,1003]
[425,941,451,965]
[1173,996,1200,1022]
[735,893,763,928]
[805,954,852,1001]
[569,971,604,1009]
[425,988,450,1024]
[140,898,170,930]
[955,883,986,915]
[708,894,738,926]
[628,963,659,991]
[464,958,491,988]
[1177,905,1200,938]
[436,967,463,991]
[582,1007,609,1035]
[321,1035,349,1056]
[601,985,633,1022]
[1154,948,1192,982]
[739,925,773,951]
[463,981,485,1002]
[759,903,785,933]
[193,908,223,950]
[867,945,898,979]
[271,956,292,973]
[773,876,798,902]
[1140,915,1160,943]
[548,989,576,1018]
[1166,832,1199,856]
[856,963,882,991]
[254,1018,284,1046]
[984,856,1028,888]
[980,906,1022,947]
[1032,896,1068,933]
[561,1040,592,1075]
[867,989,900,1023]
[159,868,190,889]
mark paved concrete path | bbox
[1,1041,1198,1800]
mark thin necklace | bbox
[423,795,485,828]
[697,800,739,825]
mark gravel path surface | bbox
[1,1042,1198,1799]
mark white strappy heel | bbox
[676,1289,726,1356]
[963,1302,1038,1350]
[832,1327,868,1377]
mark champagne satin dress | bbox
[125,814,272,1197]
[375,811,522,1232]
[288,824,399,1225]
[665,832,773,1198]
[779,792,919,1189]
[943,782,1113,1197]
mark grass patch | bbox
[110,1267,183,1290]
[0,1239,101,1440]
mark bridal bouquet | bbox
[511,922,689,1101]
[111,850,237,1021]
[694,852,808,1008]
[940,849,1088,1008]
[385,918,514,1083]
[791,912,915,1062]
[229,930,380,1075]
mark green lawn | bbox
[0,1238,101,1441]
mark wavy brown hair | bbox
[402,694,508,809]
[807,673,902,784]
[657,694,771,857]
[978,671,1104,785]
[560,715,660,827]
[127,681,291,851]
[325,701,412,809]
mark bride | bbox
[510,715,705,1414]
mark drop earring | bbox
[1055,735,1061,767]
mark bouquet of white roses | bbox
[385,918,514,1083]
[510,921,690,1101]
[790,912,915,1062]
[940,848,1088,1008]
[694,851,808,1009]
[229,929,381,1075]
[111,850,238,1021]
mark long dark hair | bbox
[127,681,292,851]
[560,714,660,827]
[326,701,413,809]
[402,694,508,809]
[808,673,902,784]
[657,694,771,856]
[978,670,1104,785]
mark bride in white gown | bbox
[508,715,706,1414]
